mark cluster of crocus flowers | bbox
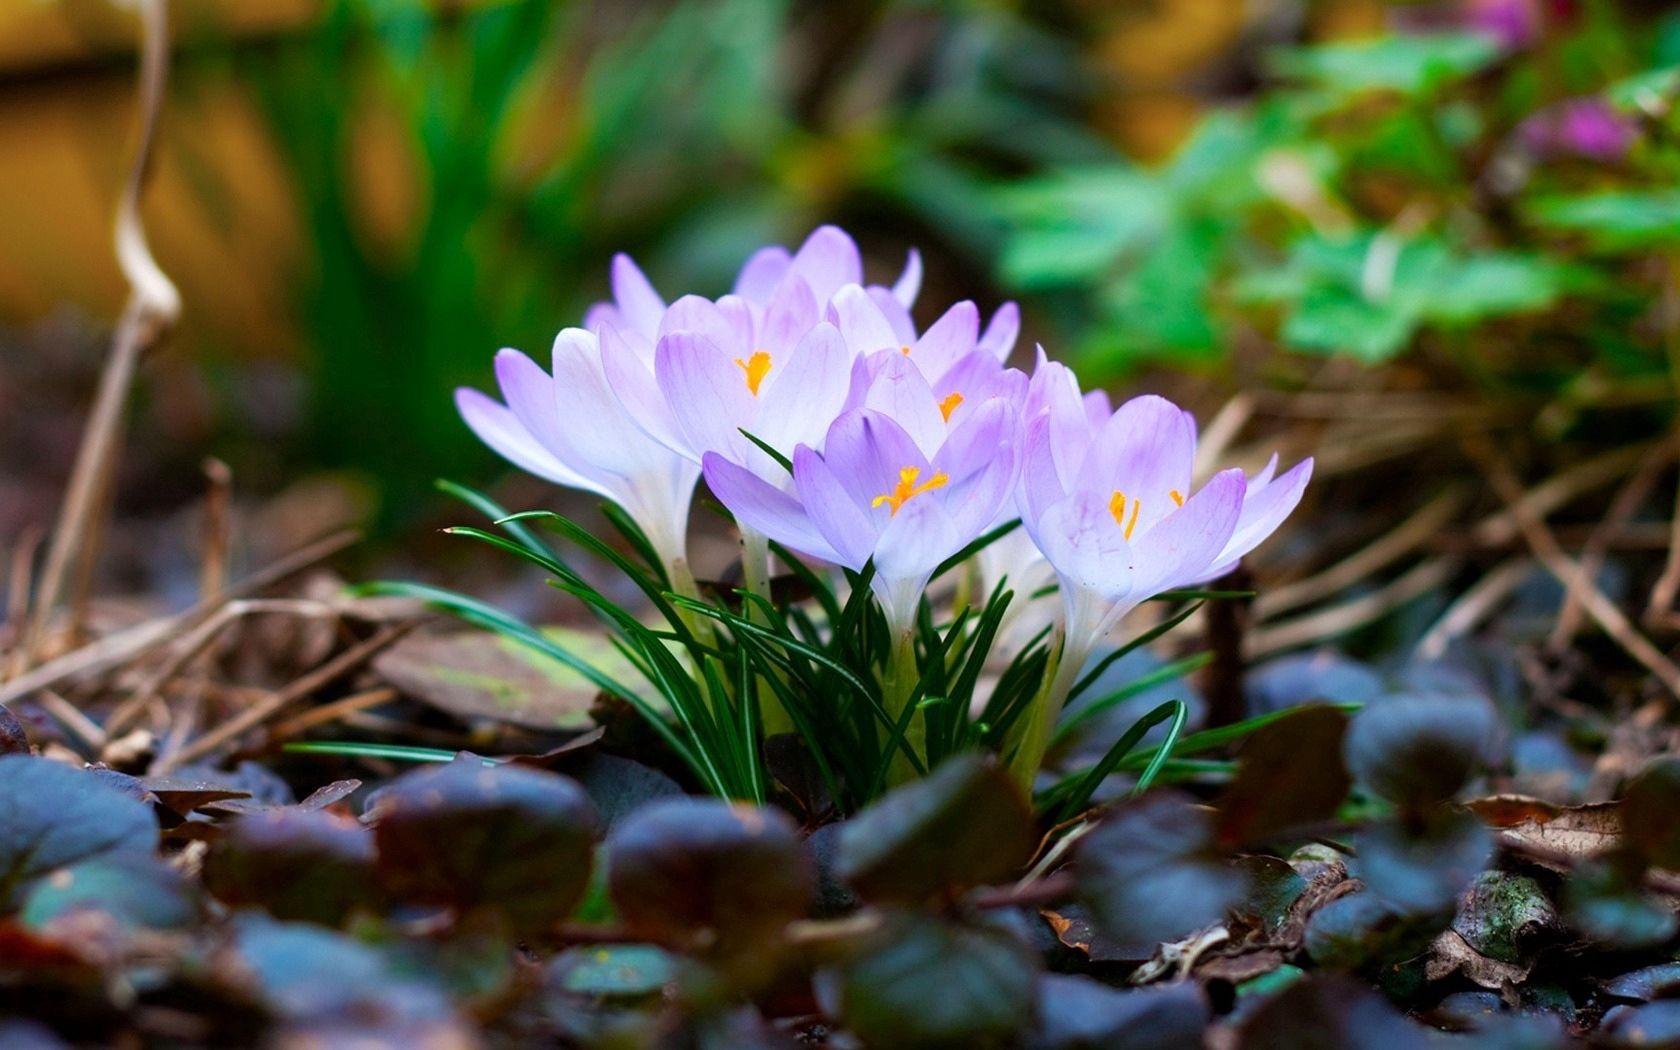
[457,225,1311,782]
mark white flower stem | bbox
[739,528,794,736]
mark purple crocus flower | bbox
[1466,0,1543,50]
[455,329,702,574]
[1008,393,1311,780]
[702,403,1019,631]
[829,283,1021,385]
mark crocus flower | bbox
[455,329,702,574]
[829,283,1021,386]
[585,226,921,357]
[702,402,1020,631]
[1021,394,1312,659]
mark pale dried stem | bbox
[1193,394,1254,482]
[1551,441,1674,651]
[1256,487,1466,620]
[1415,556,1534,661]
[267,687,398,741]
[1468,439,1680,699]
[154,622,414,773]
[19,0,180,671]
[199,458,233,602]
[1244,556,1460,660]
[36,689,108,753]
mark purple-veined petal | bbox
[891,247,923,307]
[610,254,665,338]
[1029,490,1134,600]
[658,294,740,353]
[733,245,792,303]
[1019,414,1070,526]
[1082,389,1113,428]
[793,444,879,570]
[654,331,757,461]
[867,286,918,346]
[495,348,605,487]
[821,408,934,514]
[857,352,946,459]
[874,493,960,598]
[456,387,595,492]
[758,276,819,356]
[601,325,690,457]
[1245,453,1279,494]
[789,225,863,304]
[583,301,622,335]
[939,430,1018,542]
[548,328,666,478]
[756,323,851,456]
[715,294,756,352]
[829,284,902,355]
[1085,395,1198,535]
[978,301,1020,360]
[909,300,980,380]
[702,452,841,564]
[1128,467,1246,599]
[1216,458,1312,567]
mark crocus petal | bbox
[1128,468,1246,599]
[1019,414,1071,526]
[756,323,851,456]
[548,329,664,478]
[455,387,590,491]
[659,294,740,353]
[495,348,607,491]
[857,353,946,459]
[829,284,902,355]
[654,331,756,461]
[909,300,980,380]
[978,301,1020,360]
[1029,490,1134,600]
[583,302,622,335]
[867,286,918,346]
[610,254,665,338]
[789,225,863,304]
[792,444,879,569]
[601,325,690,457]
[891,247,923,307]
[702,452,841,564]
[758,276,819,356]
[1216,458,1313,567]
[821,409,932,513]
[874,493,960,596]
[733,245,792,303]
[1085,395,1198,534]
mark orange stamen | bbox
[872,466,950,516]
[1170,489,1184,508]
[733,351,772,396]
[900,344,913,355]
[1109,490,1142,539]
[938,392,965,421]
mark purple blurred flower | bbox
[1465,0,1543,50]
[455,329,702,571]
[703,404,1019,629]
[1520,98,1637,162]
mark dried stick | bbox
[200,458,233,602]
[1415,556,1534,661]
[266,687,398,741]
[155,623,414,772]
[1552,441,1673,651]
[19,0,181,671]
[1256,487,1466,620]
[1245,556,1460,660]
[1467,439,1680,699]
[0,528,359,709]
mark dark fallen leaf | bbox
[19,854,197,933]
[0,756,157,907]
[1342,694,1500,810]
[1076,792,1242,946]
[1234,974,1434,1050]
[371,756,597,933]
[205,808,377,926]
[1304,893,1446,972]
[556,752,683,831]
[836,754,1034,904]
[1451,870,1561,966]
[1232,855,1309,931]
[1215,705,1351,848]
[1621,757,1680,870]
[825,911,1038,1050]
[1041,902,1155,964]
[1352,808,1493,914]
[606,796,811,954]
[1027,974,1208,1050]
[134,777,252,818]
[297,779,362,811]
[1424,927,1530,989]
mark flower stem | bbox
[740,528,793,736]
[1008,632,1084,791]
[883,626,924,785]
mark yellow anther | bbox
[1170,489,1184,508]
[938,392,965,421]
[733,351,773,396]
[1108,490,1141,540]
[872,466,950,516]
[900,344,913,355]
